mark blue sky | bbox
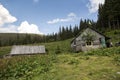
[0,0,104,34]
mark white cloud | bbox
[47,18,60,24]
[68,13,77,17]
[0,25,17,33]
[0,21,43,34]
[87,0,105,13]
[0,4,43,34]
[18,21,43,34]
[47,18,73,24]
[47,12,77,24]
[33,0,39,3]
[0,4,17,26]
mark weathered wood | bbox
[10,45,46,55]
[71,27,110,52]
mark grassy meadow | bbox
[105,30,120,44]
[0,30,120,80]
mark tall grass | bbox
[105,30,120,44]
[0,46,11,56]
[39,39,72,54]
[0,30,120,80]
[82,47,120,56]
[0,55,53,80]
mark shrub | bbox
[68,58,79,65]
[0,55,52,80]
[85,56,90,60]
[55,46,61,54]
[114,56,120,66]
[84,47,120,56]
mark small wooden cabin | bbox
[10,45,46,55]
[71,27,110,52]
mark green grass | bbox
[36,54,120,80]
[1,52,120,80]
[0,46,11,56]
[0,30,120,80]
[105,30,120,44]
[35,39,72,54]
[0,39,72,57]
[0,41,120,80]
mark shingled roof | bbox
[71,27,110,43]
[10,45,46,55]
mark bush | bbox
[114,56,120,66]
[55,46,61,54]
[84,47,120,56]
[68,58,79,65]
[0,55,52,80]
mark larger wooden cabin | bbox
[71,27,110,52]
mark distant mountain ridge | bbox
[0,33,44,46]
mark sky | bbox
[0,0,105,34]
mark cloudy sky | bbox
[0,0,105,34]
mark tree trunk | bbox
[117,19,120,29]
[108,20,111,29]
[113,20,116,30]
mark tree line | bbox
[0,0,120,47]
[97,0,120,30]
[44,19,95,42]
[0,19,95,47]
[0,33,44,47]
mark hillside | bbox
[0,33,44,46]
[0,29,119,56]
[0,45,120,80]
[105,30,120,44]
[0,34,120,80]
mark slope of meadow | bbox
[0,39,120,80]
[0,30,120,80]
[105,30,120,44]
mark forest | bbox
[97,0,120,30]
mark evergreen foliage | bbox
[0,19,95,47]
[97,0,120,30]
[1,0,120,46]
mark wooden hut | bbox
[10,45,46,55]
[71,27,110,52]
